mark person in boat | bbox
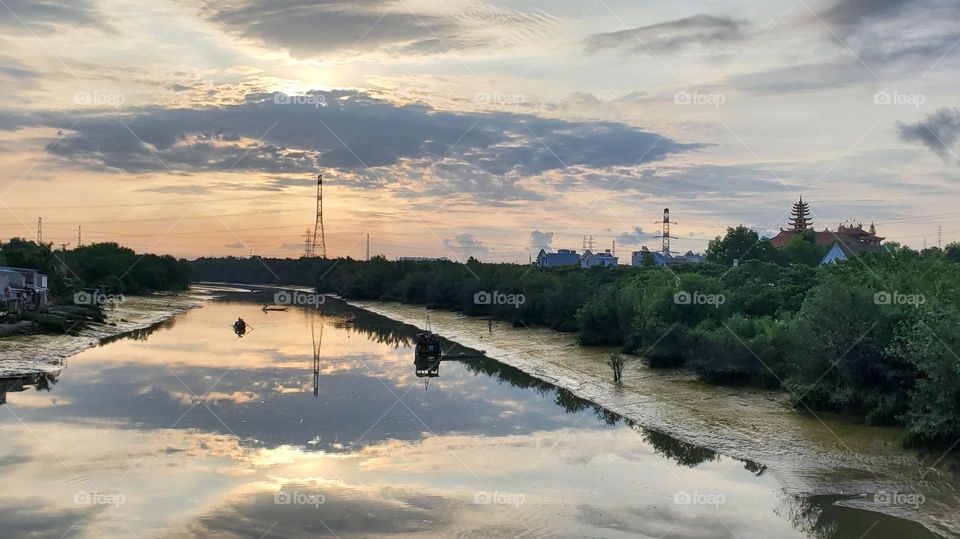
[234,317,247,335]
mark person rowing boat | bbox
[233,317,247,337]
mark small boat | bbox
[414,332,441,358]
[261,305,288,312]
[233,319,248,337]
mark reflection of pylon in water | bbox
[311,320,323,398]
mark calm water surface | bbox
[0,293,940,538]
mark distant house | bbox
[630,247,703,268]
[673,251,706,264]
[580,249,618,268]
[0,267,49,312]
[535,249,581,268]
[631,247,669,267]
[820,243,847,265]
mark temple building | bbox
[770,197,886,261]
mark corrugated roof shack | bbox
[0,267,50,314]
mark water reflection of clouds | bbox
[3,300,930,537]
[5,304,593,454]
[2,418,806,538]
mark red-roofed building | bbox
[770,198,886,256]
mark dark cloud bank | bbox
[6,91,707,185]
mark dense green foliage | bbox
[191,237,960,447]
[1,239,191,296]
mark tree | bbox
[706,226,776,266]
[945,242,960,263]
[778,230,828,266]
[892,309,960,445]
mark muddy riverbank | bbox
[348,300,960,538]
[0,293,206,376]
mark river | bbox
[0,286,951,538]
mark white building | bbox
[580,249,618,267]
[535,249,581,268]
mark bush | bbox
[687,316,787,387]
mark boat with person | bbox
[414,331,441,358]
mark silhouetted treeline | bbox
[1,239,191,296]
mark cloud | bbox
[726,0,960,95]
[12,90,705,203]
[816,0,917,30]
[614,227,657,246]
[804,0,960,69]
[196,0,561,59]
[586,15,750,55]
[225,242,246,249]
[896,107,960,160]
[0,63,38,80]
[442,233,488,258]
[0,0,112,34]
[136,185,211,195]
[529,230,554,251]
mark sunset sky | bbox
[1,0,958,261]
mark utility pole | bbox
[939,226,943,249]
[612,240,616,256]
[366,233,370,261]
[77,225,82,248]
[37,217,42,244]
